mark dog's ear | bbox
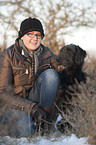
[75,46,87,65]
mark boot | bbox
[43,107,54,121]
[30,103,46,123]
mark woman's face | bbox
[21,31,42,51]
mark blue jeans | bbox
[0,109,35,137]
[0,69,60,137]
[28,69,60,107]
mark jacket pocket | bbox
[13,67,28,76]
[13,67,30,86]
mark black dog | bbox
[35,44,87,133]
[53,44,87,132]
[57,44,87,89]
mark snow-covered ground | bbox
[0,115,90,145]
[0,133,89,145]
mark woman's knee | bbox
[41,69,60,85]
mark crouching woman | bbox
[0,17,60,137]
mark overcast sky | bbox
[63,0,96,57]
[0,0,96,57]
[64,26,96,57]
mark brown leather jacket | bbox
[0,38,58,112]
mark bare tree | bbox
[0,0,96,53]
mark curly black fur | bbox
[57,44,87,89]
[54,44,87,133]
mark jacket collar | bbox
[15,38,44,57]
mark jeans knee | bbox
[43,69,60,85]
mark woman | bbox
[0,17,60,137]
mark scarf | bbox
[19,39,43,74]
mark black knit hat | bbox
[18,17,44,38]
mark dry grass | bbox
[0,57,96,143]
[55,57,96,144]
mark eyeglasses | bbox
[26,32,42,39]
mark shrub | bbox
[55,57,96,144]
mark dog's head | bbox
[57,44,86,70]
[57,44,87,84]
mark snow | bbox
[0,114,90,145]
[54,114,63,130]
[0,134,89,145]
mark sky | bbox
[64,27,96,58]
[63,0,96,58]
[0,0,96,58]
